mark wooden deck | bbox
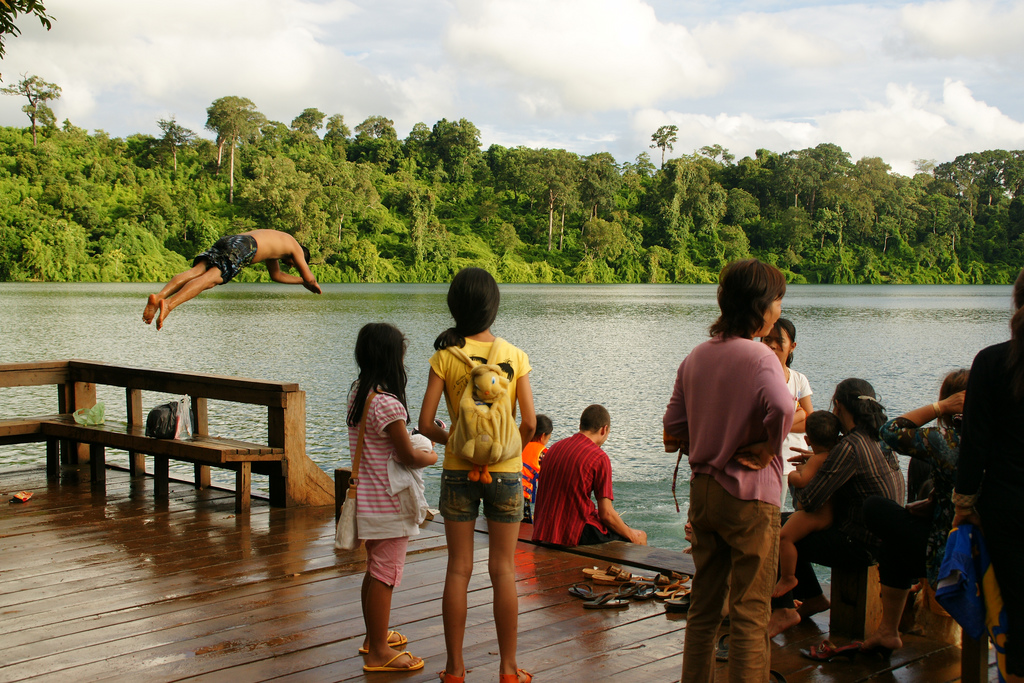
[0,463,997,682]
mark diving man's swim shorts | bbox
[193,234,258,283]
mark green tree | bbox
[205,96,265,203]
[351,115,400,169]
[427,118,481,185]
[290,107,326,139]
[578,152,621,221]
[324,113,350,150]
[532,149,579,251]
[0,0,52,61]
[157,116,196,173]
[1,73,61,146]
[650,124,678,168]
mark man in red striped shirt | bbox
[531,405,647,546]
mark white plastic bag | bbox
[334,495,359,550]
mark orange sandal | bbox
[440,670,466,683]
[499,669,532,683]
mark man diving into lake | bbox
[142,229,322,330]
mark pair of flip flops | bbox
[570,582,657,602]
[362,651,424,672]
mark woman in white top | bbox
[763,318,813,508]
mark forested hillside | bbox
[1,101,1022,284]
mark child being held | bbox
[772,410,844,598]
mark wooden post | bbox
[961,632,989,683]
[71,380,96,465]
[191,396,210,488]
[235,462,251,513]
[830,564,882,640]
[126,388,145,476]
[268,391,334,507]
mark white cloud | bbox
[638,80,1024,176]
[692,13,844,69]
[901,0,1024,59]
[0,0,435,136]
[445,0,725,112]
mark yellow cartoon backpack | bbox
[446,338,522,484]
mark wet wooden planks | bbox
[0,464,999,682]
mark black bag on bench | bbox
[145,397,194,439]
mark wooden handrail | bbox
[67,360,298,406]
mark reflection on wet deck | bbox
[0,464,997,681]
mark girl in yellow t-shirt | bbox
[418,267,535,683]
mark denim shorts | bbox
[439,470,524,523]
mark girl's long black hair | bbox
[434,267,500,350]
[347,322,409,427]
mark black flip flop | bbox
[664,594,691,613]
[568,583,597,600]
[582,592,630,609]
[769,670,786,683]
[632,583,657,600]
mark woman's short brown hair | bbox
[709,259,787,339]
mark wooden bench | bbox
[0,360,335,513]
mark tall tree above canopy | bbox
[0,0,52,62]
[290,107,325,138]
[205,96,265,203]
[157,116,196,173]
[324,113,350,151]
[650,124,678,168]
[351,115,400,168]
[427,118,481,184]
[1,73,60,146]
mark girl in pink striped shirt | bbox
[347,323,437,673]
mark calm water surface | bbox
[0,282,1014,550]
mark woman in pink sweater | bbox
[664,258,793,683]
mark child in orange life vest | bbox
[521,414,552,522]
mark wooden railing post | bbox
[71,380,96,465]
[127,388,145,476]
[191,396,210,488]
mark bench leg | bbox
[194,464,211,489]
[129,451,146,477]
[961,632,989,683]
[89,443,105,488]
[235,463,251,514]
[46,439,59,479]
[269,474,286,507]
[154,455,169,499]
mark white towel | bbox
[386,433,432,526]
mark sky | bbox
[1,0,1023,176]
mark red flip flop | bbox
[801,639,863,661]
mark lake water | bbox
[0,282,1014,550]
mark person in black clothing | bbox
[954,268,1024,681]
